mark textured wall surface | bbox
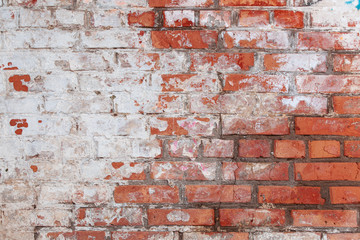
[2,0,360,239]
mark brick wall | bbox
[2,0,360,239]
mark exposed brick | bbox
[239,139,271,158]
[220,209,286,227]
[203,139,234,158]
[328,233,360,240]
[330,187,360,204]
[148,209,214,226]
[186,185,251,203]
[149,0,213,7]
[292,210,358,227]
[295,117,360,136]
[183,232,249,240]
[224,74,289,92]
[190,53,255,72]
[151,161,216,180]
[158,74,220,92]
[258,186,325,204]
[295,162,360,181]
[114,185,179,203]
[163,10,195,27]
[223,31,290,49]
[200,11,231,27]
[264,54,327,72]
[274,140,306,159]
[239,10,269,27]
[345,141,360,158]
[220,0,286,6]
[298,32,360,50]
[128,11,155,27]
[151,30,217,49]
[334,54,360,72]
[111,232,178,240]
[274,10,304,28]
[296,75,360,93]
[168,139,200,159]
[222,162,289,181]
[309,140,340,158]
[222,116,289,135]
[333,96,360,114]
[252,232,321,240]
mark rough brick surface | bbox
[3,0,360,238]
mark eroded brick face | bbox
[2,0,360,239]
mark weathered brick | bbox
[274,10,304,28]
[190,53,255,72]
[200,11,231,27]
[149,0,213,7]
[55,10,85,26]
[224,74,289,92]
[151,161,216,180]
[330,187,360,204]
[345,141,360,158]
[128,11,155,27]
[203,139,234,158]
[295,117,360,136]
[76,208,143,226]
[223,31,290,49]
[298,32,360,50]
[157,74,220,92]
[296,75,360,93]
[292,210,357,227]
[220,209,286,227]
[239,10,269,27]
[264,54,327,72]
[328,233,360,240]
[112,232,178,240]
[222,162,289,181]
[114,185,178,203]
[334,54,360,72]
[252,232,321,240]
[295,162,360,181]
[333,96,360,114]
[239,139,271,158]
[222,116,289,135]
[183,232,249,240]
[220,0,285,6]
[258,186,324,204]
[309,140,340,158]
[163,10,195,27]
[148,209,214,225]
[168,138,200,159]
[151,30,217,49]
[186,185,251,203]
[93,10,126,28]
[274,140,306,159]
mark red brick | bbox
[328,233,360,240]
[334,54,360,72]
[149,0,213,7]
[113,185,178,203]
[258,186,325,204]
[190,53,255,72]
[186,185,251,203]
[220,0,286,6]
[151,30,217,49]
[295,162,360,181]
[76,208,143,226]
[77,231,106,240]
[333,96,360,114]
[112,232,177,240]
[345,141,360,158]
[239,139,271,158]
[298,32,360,50]
[274,140,306,159]
[253,233,321,239]
[159,74,219,92]
[220,209,286,227]
[183,232,249,240]
[291,210,357,227]
[148,209,214,226]
[260,95,327,115]
[274,10,304,28]
[203,139,234,158]
[264,54,327,72]
[239,10,269,27]
[295,117,360,136]
[222,116,289,135]
[168,139,200,159]
[223,31,289,49]
[330,187,360,204]
[163,10,195,27]
[200,11,231,27]
[309,140,340,158]
[224,74,289,92]
[151,161,216,180]
[106,162,146,181]
[189,94,256,114]
[150,117,218,136]
[296,75,360,93]
[222,162,289,181]
[128,11,155,27]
